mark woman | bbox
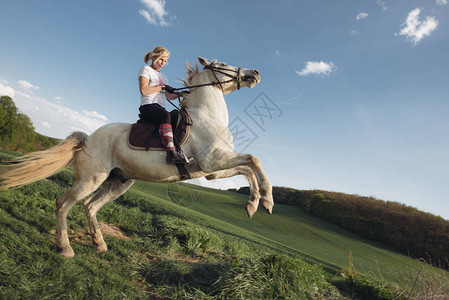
[138,46,190,164]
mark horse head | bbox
[198,56,261,94]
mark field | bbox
[133,181,449,288]
[1,150,448,299]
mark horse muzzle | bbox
[241,69,261,89]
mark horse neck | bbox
[183,73,229,126]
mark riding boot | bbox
[159,123,191,164]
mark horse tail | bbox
[0,131,88,190]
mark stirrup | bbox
[166,150,193,165]
[179,150,194,164]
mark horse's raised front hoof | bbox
[260,196,274,215]
[245,201,258,219]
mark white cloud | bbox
[275,49,282,56]
[54,96,63,100]
[296,61,336,77]
[82,109,108,122]
[139,10,156,25]
[397,8,438,46]
[436,0,447,5]
[139,0,172,26]
[0,82,15,98]
[17,80,39,92]
[0,78,108,138]
[377,0,387,11]
[356,12,368,20]
[41,121,51,128]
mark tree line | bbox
[0,96,59,153]
[234,186,449,268]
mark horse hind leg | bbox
[56,174,108,258]
[83,174,134,253]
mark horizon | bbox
[1,1,448,220]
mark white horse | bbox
[0,57,273,258]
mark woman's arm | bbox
[139,76,164,95]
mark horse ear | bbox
[198,56,209,66]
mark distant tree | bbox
[0,95,59,152]
[0,103,6,129]
[14,113,37,152]
[239,185,449,269]
[0,96,19,140]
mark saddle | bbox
[128,108,192,151]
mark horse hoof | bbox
[265,206,273,214]
[260,197,273,215]
[96,244,108,253]
[61,247,75,258]
[245,202,257,219]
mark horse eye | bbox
[221,63,227,67]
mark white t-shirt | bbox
[138,65,169,107]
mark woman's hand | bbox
[163,85,175,94]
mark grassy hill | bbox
[132,181,448,287]
[243,186,449,265]
[1,149,448,299]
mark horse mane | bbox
[178,62,200,106]
[180,62,200,86]
[179,59,217,106]
[181,59,217,85]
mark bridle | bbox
[171,63,244,93]
[167,63,249,111]
[203,64,243,91]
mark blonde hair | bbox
[144,46,170,64]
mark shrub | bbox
[213,254,341,299]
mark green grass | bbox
[1,149,448,298]
[132,181,449,288]
[0,179,340,299]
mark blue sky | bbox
[1,0,448,219]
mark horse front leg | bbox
[205,166,261,218]
[244,154,273,214]
[203,151,274,215]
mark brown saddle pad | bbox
[128,109,191,151]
